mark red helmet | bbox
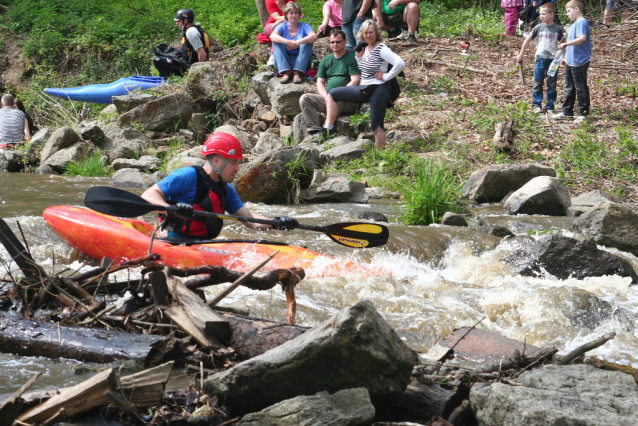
[201,133,243,159]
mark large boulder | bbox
[118,92,193,132]
[267,78,315,119]
[470,364,638,426]
[235,388,375,426]
[203,300,416,417]
[250,71,275,106]
[30,127,51,147]
[320,140,372,162]
[40,127,80,163]
[111,155,161,172]
[504,176,571,216]
[78,121,106,146]
[213,125,254,152]
[112,93,156,113]
[572,202,638,257]
[183,62,223,100]
[300,176,368,204]
[502,234,638,283]
[569,189,623,217]
[110,168,166,189]
[461,164,557,203]
[102,125,149,161]
[190,113,208,144]
[41,142,91,173]
[253,133,285,154]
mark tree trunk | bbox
[256,0,269,28]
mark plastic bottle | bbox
[547,48,565,77]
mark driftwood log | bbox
[493,120,516,153]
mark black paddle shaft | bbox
[84,187,389,248]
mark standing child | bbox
[552,0,591,123]
[516,3,564,113]
[502,0,524,36]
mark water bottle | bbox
[547,48,564,77]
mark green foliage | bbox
[285,150,309,203]
[349,110,371,129]
[418,2,503,38]
[399,160,464,226]
[65,150,111,177]
[433,76,455,94]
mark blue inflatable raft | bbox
[44,76,166,104]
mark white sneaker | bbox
[574,115,586,124]
[267,54,274,67]
[551,112,568,120]
[533,107,542,114]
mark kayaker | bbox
[141,132,298,239]
[153,8,210,79]
[0,94,30,145]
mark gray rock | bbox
[244,87,261,111]
[30,128,51,147]
[112,93,156,113]
[470,364,638,426]
[236,388,375,426]
[78,121,106,145]
[473,224,515,238]
[335,114,368,137]
[441,212,468,227]
[280,125,293,139]
[366,187,401,199]
[111,155,161,172]
[110,168,166,189]
[102,125,149,161]
[118,92,193,132]
[250,71,275,106]
[461,164,557,203]
[165,148,206,173]
[99,104,118,121]
[354,211,389,223]
[267,77,315,119]
[0,149,25,172]
[35,164,58,175]
[214,125,254,152]
[190,113,208,144]
[42,142,91,173]
[569,189,623,217]
[385,130,422,145]
[300,178,368,204]
[502,234,638,283]
[504,176,571,216]
[40,127,81,163]
[293,113,309,145]
[572,202,638,257]
[183,62,222,100]
[203,300,415,417]
[321,140,371,162]
[178,129,194,141]
[253,133,284,154]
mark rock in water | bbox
[203,300,416,417]
[470,364,638,426]
[461,164,556,203]
[572,201,638,257]
[504,176,571,216]
[236,388,375,426]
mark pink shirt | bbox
[323,0,342,27]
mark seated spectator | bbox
[269,3,317,84]
[300,29,360,139]
[264,0,296,37]
[15,99,35,136]
[328,20,405,150]
[373,0,420,44]
[317,0,343,38]
[0,94,29,145]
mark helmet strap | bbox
[208,157,230,183]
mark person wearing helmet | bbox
[153,8,209,78]
[141,132,298,240]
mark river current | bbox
[1,172,638,393]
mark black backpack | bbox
[154,43,189,68]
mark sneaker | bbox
[319,127,335,142]
[533,107,542,114]
[574,115,586,124]
[267,54,275,67]
[551,112,569,120]
[406,34,418,44]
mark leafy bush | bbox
[399,160,464,225]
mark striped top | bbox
[0,108,25,144]
[357,43,405,85]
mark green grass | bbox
[64,150,111,177]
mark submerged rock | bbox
[203,300,416,417]
[502,234,638,283]
[572,202,638,257]
[236,388,375,426]
[470,364,638,426]
[461,164,556,203]
[441,212,468,227]
[504,176,571,216]
[569,189,623,217]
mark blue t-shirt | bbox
[273,21,313,56]
[565,17,591,67]
[157,166,243,214]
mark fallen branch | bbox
[555,332,616,365]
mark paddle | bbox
[84,186,389,248]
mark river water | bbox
[1,172,638,393]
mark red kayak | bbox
[43,205,386,278]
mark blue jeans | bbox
[343,16,364,52]
[532,57,558,111]
[272,42,313,74]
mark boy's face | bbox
[539,8,555,24]
[565,6,581,21]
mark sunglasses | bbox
[329,40,344,44]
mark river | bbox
[1,172,638,393]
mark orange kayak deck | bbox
[43,206,385,278]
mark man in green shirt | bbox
[299,29,361,140]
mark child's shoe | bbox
[533,107,543,114]
[551,112,569,120]
[574,115,586,124]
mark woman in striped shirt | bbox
[328,19,404,150]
